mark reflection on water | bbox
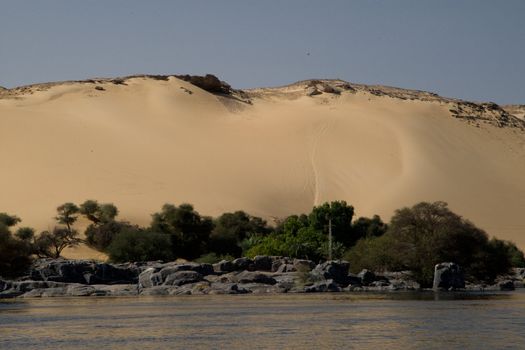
[1,291,525,349]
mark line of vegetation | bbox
[1,200,524,286]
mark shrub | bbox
[0,214,33,278]
[345,235,402,273]
[246,226,332,261]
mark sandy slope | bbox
[1,76,524,258]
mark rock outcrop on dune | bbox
[503,105,525,121]
[1,75,524,257]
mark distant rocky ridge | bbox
[1,75,523,130]
[250,79,525,130]
[0,258,523,298]
[0,74,238,99]
[503,104,525,121]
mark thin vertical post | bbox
[328,218,333,261]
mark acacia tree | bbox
[79,200,118,225]
[345,201,514,285]
[79,200,124,251]
[34,227,83,258]
[34,203,82,258]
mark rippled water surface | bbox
[1,291,525,349]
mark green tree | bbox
[85,221,134,252]
[352,215,388,240]
[0,214,33,277]
[106,227,173,263]
[209,211,270,257]
[501,240,525,267]
[150,203,213,259]
[0,213,21,227]
[308,201,354,246]
[15,227,35,241]
[345,202,520,286]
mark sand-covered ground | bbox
[1,76,524,258]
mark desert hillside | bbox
[1,75,524,257]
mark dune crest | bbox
[1,75,524,257]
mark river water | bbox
[1,291,525,349]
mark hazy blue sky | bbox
[1,0,524,104]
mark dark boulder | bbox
[0,279,11,292]
[172,281,211,295]
[253,256,273,271]
[83,263,139,285]
[498,280,515,291]
[234,271,276,285]
[213,260,235,273]
[433,262,465,291]
[164,262,214,276]
[304,279,341,293]
[320,84,340,94]
[293,259,315,272]
[175,74,231,94]
[138,268,163,288]
[276,264,296,273]
[164,271,203,286]
[312,260,350,285]
[232,258,255,271]
[306,87,322,96]
[30,259,93,284]
[513,268,525,279]
[204,273,236,284]
[30,259,139,285]
[357,269,376,286]
[347,273,362,286]
[138,262,213,288]
[271,258,290,272]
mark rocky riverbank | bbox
[1,257,523,298]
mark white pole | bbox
[328,218,333,261]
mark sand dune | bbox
[1,75,524,258]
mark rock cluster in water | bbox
[0,258,523,298]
